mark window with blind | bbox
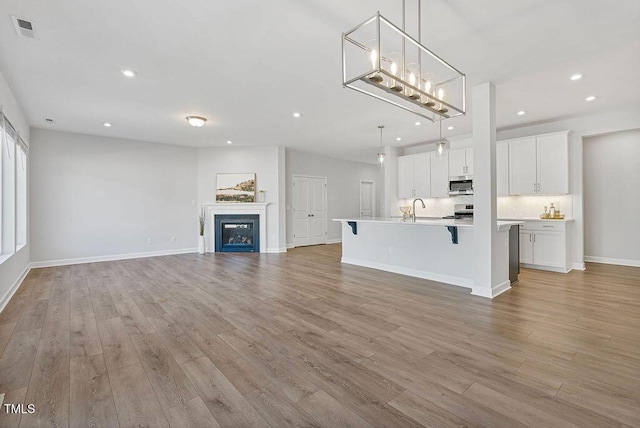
[0,109,28,262]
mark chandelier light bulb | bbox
[391,62,398,76]
[370,49,378,69]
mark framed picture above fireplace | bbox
[216,173,256,203]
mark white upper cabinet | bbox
[448,148,473,176]
[508,131,568,195]
[397,153,431,198]
[509,137,538,195]
[397,155,414,199]
[430,151,449,198]
[536,133,569,194]
[413,153,431,197]
[496,142,509,196]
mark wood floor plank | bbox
[69,353,119,428]
[69,287,93,316]
[69,312,103,359]
[129,332,198,409]
[0,387,27,428]
[96,317,139,371]
[21,332,70,428]
[245,380,323,427]
[298,389,374,428]
[14,299,48,332]
[109,362,170,428]
[463,382,579,427]
[90,291,119,321]
[0,321,17,356]
[181,356,270,427]
[0,328,41,392]
[165,397,220,428]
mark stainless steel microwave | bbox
[449,176,473,196]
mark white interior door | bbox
[293,175,327,247]
[293,176,311,247]
[360,180,375,217]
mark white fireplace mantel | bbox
[203,203,269,253]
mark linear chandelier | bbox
[342,0,466,122]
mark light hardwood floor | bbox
[0,244,639,427]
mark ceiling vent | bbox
[12,16,36,38]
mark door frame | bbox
[292,174,328,248]
[359,180,376,217]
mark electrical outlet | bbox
[147,238,153,245]
[170,236,176,243]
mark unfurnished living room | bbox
[0,1,639,427]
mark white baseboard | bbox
[267,247,287,253]
[0,264,31,313]
[326,239,342,244]
[340,257,473,289]
[472,280,511,299]
[584,256,640,268]
[30,247,198,268]
[572,262,586,271]
[520,263,570,273]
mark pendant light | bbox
[435,120,449,158]
[377,125,385,167]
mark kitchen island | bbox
[334,217,522,293]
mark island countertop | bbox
[333,217,523,231]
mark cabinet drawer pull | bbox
[543,225,554,228]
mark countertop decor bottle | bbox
[549,203,556,218]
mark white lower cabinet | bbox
[517,220,571,272]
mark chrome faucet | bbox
[412,198,425,222]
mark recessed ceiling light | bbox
[585,96,596,101]
[570,73,582,81]
[396,137,402,141]
[121,69,137,78]
[186,116,207,127]
[447,126,454,130]
[293,112,301,118]
[415,121,421,126]
[103,122,112,127]
[226,140,233,144]
[517,111,526,116]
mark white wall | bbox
[197,145,285,252]
[583,129,640,266]
[0,69,30,307]
[29,129,198,264]
[285,149,381,246]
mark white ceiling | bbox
[0,0,638,162]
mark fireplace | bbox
[214,214,260,252]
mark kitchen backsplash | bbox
[397,194,573,219]
[497,195,573,218]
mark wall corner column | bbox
[472,82,510,298]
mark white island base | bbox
[335,218,521,297]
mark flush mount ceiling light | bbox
[186,116,207,127]
[121,69,137,78]
[517,110,526,116]
[570,73,582,81]
[435,120,450,159]
[342,0,466,122]
[415,121,422,126]
[103,122,112,127]
[293,112,302,118]
[396,137,402,141]
[226,140,233,144]
[585,95,596,101]
[377,125,385,167]
[447,126,454,130]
